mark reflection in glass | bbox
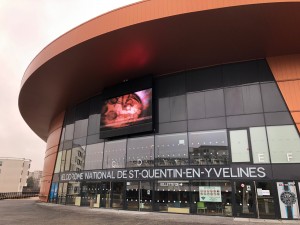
[80,182,98,207]
[140,181,153,211]
[60,150,67,172]
[112,182,125,209]
[191,180,232,216]
[66,182,81,205]
[126,181,153,211]
[155,133,188,166]
[267,125,300,163]
[74,119,88,139]
[103,139,126,169]
[64,124,74,141]
[189,130,229,165]
[235,181,255,217]
[59,127,65,151]
[127,136,154,168]
[154,181,190,213]
[187,89,225,120]
[126,181,139,210]
[225,85,263,116]
[224,87,244,116]
[88,114,101,135]
[250,127,270,164]
[256,182,275,219]
[80,182,111,208]
[57,182,67,205]
[70,146,85,172]
[84,143,104,170]
[64,149,71,171]
[54,151,62,173]
[230,130,250,162]
[261,82,287,112]
[63,124,74,150]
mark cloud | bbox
[0,0,140,170]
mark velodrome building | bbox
[19,0,300,220]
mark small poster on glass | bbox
[199,186,222,202]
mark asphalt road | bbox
[0,198,300,225]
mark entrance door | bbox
[234,181,257,218]
[256,182,276,219]
[125,181,153,211]
[112,182,125,209]
[126,181,139,210]
[99,182,111,208]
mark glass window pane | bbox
[74,119,88,139]
[234,181,256,216]
[249,127,270,164]
[189,130,229,165]
[242,85,263,114]
[261,82,287,112]
[60,150,67,172]
[205,89,225,118]
[84,143,104,170]
[155,133,188,166]
[154,181,190,212]
[230,130,250,162]
[70,145,86,172]
[158,98,171,123]
[127,136,154,168]
[86,134,103,145]
[59,127,66,145]
[264,112,293,126]
[188,117,226,132]
[256,182,276,219]
[223,60,259,87]
[73,137,87,148]
[158,121,187,134]
[186,66,223,92]
[54,152,62,173]
[170,95,187,121]
[190,180,232,216]
[64,150,72,171]
[267,125,300,163]
[225,87,244,116]
[103,139,126,169]
[65,124,74,141]
[66,182,81,205]
[88,114,101,135]
[156,73,186,98]
[226,114,265,129]
[187,92,205,120]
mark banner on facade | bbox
[59,165,270,182]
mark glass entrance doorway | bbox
[234,181,257,218]
[81,182,111,208]
[99,182,111,208]
[126,181,153,211]
[112,182,125,209]
[256,182,276,219]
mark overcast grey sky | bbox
[0,0,140,171]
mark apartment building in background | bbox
[0,158,31,192]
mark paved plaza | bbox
[0,198,300,225]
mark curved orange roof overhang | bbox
[19,0,300,141]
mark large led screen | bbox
[100,88,152,138]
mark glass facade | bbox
[50,60,300,219]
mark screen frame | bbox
[99,76,153,139]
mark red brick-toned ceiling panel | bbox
[19,0,300,141]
